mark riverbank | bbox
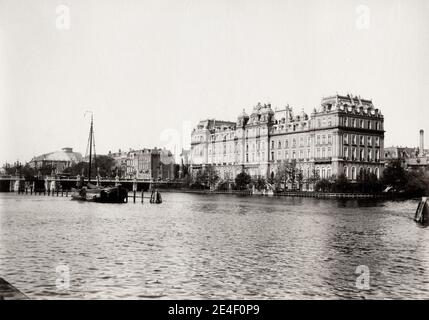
[3,185,412,200]
[160,188,404,199]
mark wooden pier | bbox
[13,187,163,204]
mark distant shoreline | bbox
[159,188,408,199]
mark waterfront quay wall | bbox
[0,176,185,193]
[162,188,401,199]
[1,176,402,199]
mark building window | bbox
[271,141,274,149]
[328,147,331,157]
[300,150,303,159]
[300,137,304,147]
[344,166,349,178]
[285,140,289,148]
[307,136,311,146]
[328,135,332,144]
[352,167,356,180]
[344,134,348,144]
[375,137,380,147]
[322,135,326,144]
[317,149,320,158]
[271,152,274,161]
[278,141,281,149]
[360,136,364,146]
[322,148,326,158]
[316,135,320,145]
[292,139,296,147]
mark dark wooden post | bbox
[30,187,33,195]
[132,178,137,204]
[57,189,59,197]
[61,189,63,197]
[66,190,68,197]
[141,190,144,203]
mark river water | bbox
[0,192,428,299]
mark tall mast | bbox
[88,114,93,184]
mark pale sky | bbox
[1,0,428,164]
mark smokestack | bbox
[420,129,424,154]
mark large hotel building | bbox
[190,94,385,187]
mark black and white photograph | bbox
[1,0,428,310]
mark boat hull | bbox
[71,185,128,203]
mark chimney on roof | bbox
[420,129,424,154]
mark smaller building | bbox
[406,157,429,171]
[384,129,429,171]
[108,147,176,180]
[29,147,82,173]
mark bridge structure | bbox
[0,175,184,193]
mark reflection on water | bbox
[0,193,428,299]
